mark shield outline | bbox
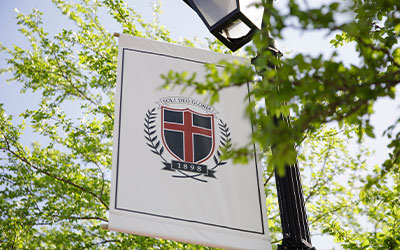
[161,106,216,164]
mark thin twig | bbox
[1,131,109,210]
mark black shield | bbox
[161,107,215,163]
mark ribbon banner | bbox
[109,34,271,250]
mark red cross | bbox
[164,111,212,163]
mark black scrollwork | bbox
[144,108,167,162]
[205,119,232,178]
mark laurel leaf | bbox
[151,150,159,155]
[218,161,227,166]
[145,136,151,141]
[205,170,216,178]
[148,120,155,124]
[148,130,156,136]
[146,143,154,148]
[220,140,226,147]
[213,155,218,164]
[155,141,160,149]
[151,136,157,142]
[149,125,156,130]
[160,146,164,155]
[144,123,149,130]
[217,150,221,157]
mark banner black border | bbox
[114,47,265,235]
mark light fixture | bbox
[184,0,264,51]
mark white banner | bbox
[109,34,271,250]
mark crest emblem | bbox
[161,107,215,164]
[144,97,231,183]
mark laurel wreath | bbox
[210,119,232,171]
[144,108,231,182]
[144,108,167,162]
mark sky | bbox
[0,0,399,249]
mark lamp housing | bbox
[184,0,264,51]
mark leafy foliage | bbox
[1,0,399,249]
[0,0,210,249]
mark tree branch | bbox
[264,170,274,186]
[0,131,109,210]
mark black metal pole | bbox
[272,116,314,249]
[275,164,314,250]
[257,43,315,250]
[259,1,314,247]
[262,24,316,250]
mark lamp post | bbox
[183,1,315,249]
